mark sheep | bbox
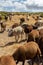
[27,30,39,42]
[0,21,6,33]
[0,55,16,65]
[20,18,25,25]
[21,23,33,33]
[26,15,30,20]
[13,41,41,65]
[4,15,8,21]
[34,22,40,28]
[39,29,43,38]
[37,26,43,30]
[8,26,24,42]
[32,25,38,29]
[8,28,13,36]
[9,14,12,21]
[38,29,43,54]
[21,23,33,40]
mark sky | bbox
[0,0,43,12]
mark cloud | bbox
[0,0,43,12]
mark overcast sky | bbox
[0,0,43,12]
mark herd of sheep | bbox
[0,15,43,65]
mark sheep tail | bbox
[37,47,42,57]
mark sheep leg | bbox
[16,60,19,64]
[34,37,35,42]
[32,61,34,65]
[26,34,28,40]
[28,59,34,65]
[15,35,18,43]
[37,55,40,65]
[27,34,28,40]
[22,61,25,65]
[21,33,23,41]
[30,59,34,65]
[17,34,20,42]
[20,32,23,41]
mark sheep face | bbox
[8,29,13,36]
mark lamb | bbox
[13,41,41,65]
[0,55,16,65]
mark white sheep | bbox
[13,26,24,42]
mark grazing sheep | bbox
[27,30,39,42]
[8,26,24,42]
[13,41,41,65]
[0,55,16,65]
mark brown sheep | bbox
[0,55,16,65]
[39,29,43,38]
[21,24,33,33]
[0,22,6,33]
[27,30,39,42]
[13,41,41,65]
[21,24,33,40]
